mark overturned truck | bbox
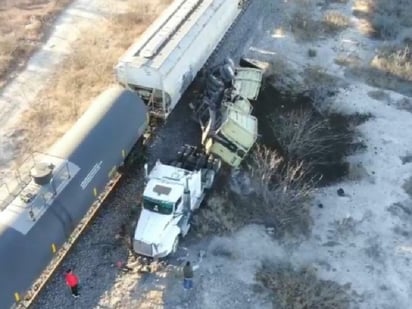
[191,58,263,167]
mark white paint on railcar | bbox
[0,156,80,235]
[80,160,102,190]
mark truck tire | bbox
[206,85,224,99]
[224,57,236,71]
[207,75,224,92]
[219,64,235,83]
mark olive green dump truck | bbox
[191,58,263,167]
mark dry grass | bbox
[323,11,350,34]
[192,191,242,236]
[371,45,412,82]
[0,0,72,88]
[246,145,315,238]
[14,0,171,156]
[288,0,323,41]
[334,54,362,67]
[288,0,351,40]
[352,0,412,39]
[256,261,354,309]
[348,41,412,96]
[193,145,315,239]
[269,109,350,168]
[263,56,307,98]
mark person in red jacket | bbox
[65,269,79,298]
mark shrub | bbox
[308,48,317,57]
[353,0,412,39]
[268,109,350,169]
[15,0,171,154]
[256,261,353,309]
[246,145,315,238]
[371,45,412,82]
[371,13,399,40]
[323,11,350,34]
[289,0,323,41]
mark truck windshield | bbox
[143,196,174,215]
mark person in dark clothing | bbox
[65,269,80,298]
[183,261,194,289]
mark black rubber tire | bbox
[207,75,224,91]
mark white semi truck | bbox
[132,60,263,258]
[115,0,247,118]
[126,0,264,258]
[133,145,220,258]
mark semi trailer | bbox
[3,1,263,306]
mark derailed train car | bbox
[115,0,246,118]
[0,86,148,309]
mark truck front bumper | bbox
[133,240,169,259]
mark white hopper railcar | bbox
[115,0,245,118]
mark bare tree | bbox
[269,109,349,169]
[256,260,353,309]
[247,145,315,238]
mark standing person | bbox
[65,269,80,298]
[183,261,194,290]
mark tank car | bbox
[0,85,148,309]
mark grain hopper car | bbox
[115,0,247,118]
[1,0,260,307]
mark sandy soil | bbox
[0,0,72,88]
[0,0,129,179]
[245,1,412,308]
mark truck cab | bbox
[133,146,220,258]
[192,58,264,167]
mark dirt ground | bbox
[0,0,72,88]
[3,0,412,308]
[0,0,170,180]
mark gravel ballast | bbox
[30,1,276,308]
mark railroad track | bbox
[12,173,123,309]
[205,0,253,67]
[13,129,159,309]
[10,2,254,308]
